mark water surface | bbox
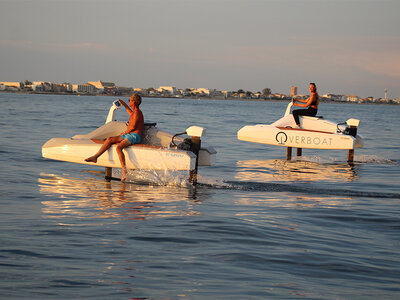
[0,93,399,299]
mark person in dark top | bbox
[292,83,319,128]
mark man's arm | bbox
[118,99,133,115]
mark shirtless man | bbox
[292,83,319,128]
[85,93,144,182]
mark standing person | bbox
[292,82,319,128]
[85,93,144,182]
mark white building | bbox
[158,86,177,95]
[72,83,96,94]
[32,81,53,92]
[252,92,263,99]
[88,80,115,93]
[322,94,346,101]
[133,88,149,96]
[346,95,359,102]
[192,88,213,96]
[0,81,24,90]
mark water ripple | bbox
[204,181,400,199]
[0,249,76,260]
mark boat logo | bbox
[276,132,288,145]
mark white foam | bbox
[112,168,191,187]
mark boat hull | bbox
[238,125,360,150]
[42,138,196,171]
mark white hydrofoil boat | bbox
[42,101,216,183]
[237,102,363,161]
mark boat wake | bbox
[354,154,398,165]
[198,180,400,199]
[281,154,397,165]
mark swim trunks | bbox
[120,133,141,145]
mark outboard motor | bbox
[338,118,360,137]
[170,126,206,185]
[344,118,360,137]
[344,127,357,137]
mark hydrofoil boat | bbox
[42,101,216,184]
[237,102,363,161]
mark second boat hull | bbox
[238,125,362,150]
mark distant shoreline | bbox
[0,90,398,105]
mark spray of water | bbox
[112,168,191,187]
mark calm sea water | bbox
[0,93,399,299]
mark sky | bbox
[1,0,399,98]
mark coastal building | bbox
[62,83,73,92]
[222,91,232,98]
[239,93,247,99]
[192,88,213,96]
[148,89,159,96]
[290,86,297,97]
[88,80,116,94]
[32,81,53,92]
[271,93,289,99]
[322,94,347,102]
[158,86,177,96]
[133,88,150,96]
[379,98,390,103]
[359,96,374,103]
[179,89,191,97]
[0,81,24,90]
[212,90,224,98]
[346,95,359,102]
[52,84,68,93]
[116,86,133,95]
[72,83,96,94]
[253,92,263,99]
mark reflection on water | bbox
[38,172,200,223]
[236,158,359,182]
[231,193,352,210]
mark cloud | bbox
[195,36,400,80]
[309,36,400,79]
[44,42,117,54]
[0,39,33,48]
[0,39,119,54]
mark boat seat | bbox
[131,144,162,149]
[303,115,324,120]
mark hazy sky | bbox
[1,0,399,98]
